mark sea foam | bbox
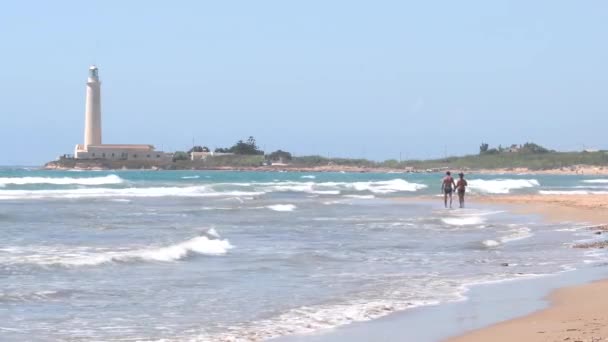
[0,175,124,186]
[582,179,608,184]
[267,204,297,212]
[441,216,486,226]
[0,186,263,200]
[2,235,233,267]
[467,179,539,194]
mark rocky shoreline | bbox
[43,159,608,175]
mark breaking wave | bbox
[0,186,263,200]
[267,204,297,212]
[0,235,233,267]
[442,216,486,226]
[539,190,608,195]
[467,179,539,194]
[0,175,124,186]
[582,179,608,184]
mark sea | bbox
[1,168,607,341]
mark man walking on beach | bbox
[456,172,468,208]
[441,171,456,208]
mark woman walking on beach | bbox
[441,171,456,208]
[456,172,468,208]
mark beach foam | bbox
[582,179,608,184]
[467,178,539,194]
[482,239,501,247]
[0,186,264,200]
[1,235,233,267]
[499,227,533,243]
[267,204,297,212]
[442,216,486,226]
[0,175,124,186]
[539,190,608,195]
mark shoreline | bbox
[40,163,608,175]
[444,194,608,342]
[278,194,608,342]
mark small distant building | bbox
[74,66,170,161]
[507,144,521,153]
[190,151,212,160]
[190,151,234,160]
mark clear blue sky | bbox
[1,1,607,165]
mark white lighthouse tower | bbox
[73,65,168,162]
[84,65,102,146]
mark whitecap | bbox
[467,179,539,194]
[267,204,297,212]
[0,187,264,200]
[441,216,486,226]
[181,175,200,179]
[301,175,316,179]
[1,235,233,267]
[481,239,500,247]
[343,195,375,199]
[499,227,533,243]
[0,174,124,186]
[539,190,608,195]
[582,179,608,184]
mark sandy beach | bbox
[447,194,608,342]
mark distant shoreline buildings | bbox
[73,66,170,162]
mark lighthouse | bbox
[73,65,168,162]
[84,65,102,146]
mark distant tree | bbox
[479,143,489,154]
[217,136,264,155]
[188,146,210,153]
[172,151,189,162]
[521,142,550,154]
[267,150,292,162]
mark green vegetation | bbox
[267,150,292,162]
[172,151,189,162]
[47,141,608,171]
[215,136,264,155]
[172,155,265,168]
[188,146,210,153]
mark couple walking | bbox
[441,171,468,209]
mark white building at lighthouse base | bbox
[74,144,171,161]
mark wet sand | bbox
[447,194,608,342]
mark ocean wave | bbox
[499,227,533,243]
[267,204,297,212]
[0,290,73,303]
[582,179,608,184]
[0,175,124,186]
[0,234,233,267]
[481,239,500,248]
[0,186,263,200]
[539,190,608,195]
[181,175,200,179]
[467,179,539,194]
[301,175,316,179]
[441,216,486,226]
[343,194,376,199]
